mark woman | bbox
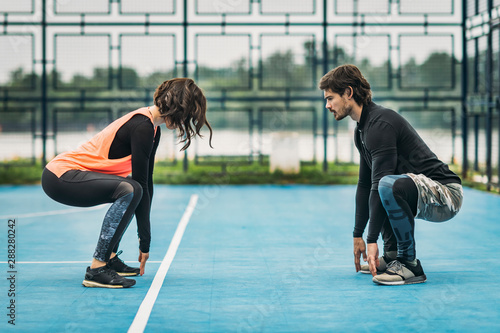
[42,78,213,288]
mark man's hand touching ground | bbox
[353,237,367,272]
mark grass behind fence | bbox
[0,159,496,194]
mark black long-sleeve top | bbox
[353,102,461,243]
[109,114,161,253]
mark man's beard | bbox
[335,104,351,121]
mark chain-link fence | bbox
[3,1,492,186]
[464,0,500,190]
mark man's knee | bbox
[378,175,398,201]
[379,175,412,195]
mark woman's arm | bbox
[130,121,155,254]
[148,127,161,201]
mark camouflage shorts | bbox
[405,173,463,222]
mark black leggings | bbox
[379,175,418,260]
[41,168,143,262]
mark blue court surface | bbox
[1,184,499,332]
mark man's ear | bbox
[344,86,353,99]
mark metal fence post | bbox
[461,0,469,180]
[322,0,329,172]
[41,0,48,167]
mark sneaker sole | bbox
[360,269,386,275]
[372,275,427,286]
[116,272,139,277]
[82,279,135,288]
[359,271,385,275]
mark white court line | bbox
[0,261,163,264]
[128,194,198,333]
[0,205,106,220]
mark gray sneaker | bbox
[360,255,392,274]
[372,259,427,285]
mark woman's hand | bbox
[138,250,149,276]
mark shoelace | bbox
[103,266,120,279]
[386,260,404,272]
[112,250,125,264]
[110,270,120,278]
[95,265,120,278]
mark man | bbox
[319,64,463,285]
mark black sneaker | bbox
[107,250,140,276]
[82,266,136,288]
[372,258,427,285]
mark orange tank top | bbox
[46,107,156,178]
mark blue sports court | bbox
[1,184,499,332]
[2,1,500,332]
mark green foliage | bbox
[0,160,360,185]
[0,162,43,185]
[401,52,453,88]
[4,42,458,93]
[152,161,360,185]
[119,67,140,88]
[0,161,496,195]
[8,68,36,88]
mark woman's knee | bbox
[113,179,143,200]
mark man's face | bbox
[324,89,351,121]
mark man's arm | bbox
[354,155,371,237]
[365,121,398,244]
[353,155,370,271]
[364,121,399,275]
